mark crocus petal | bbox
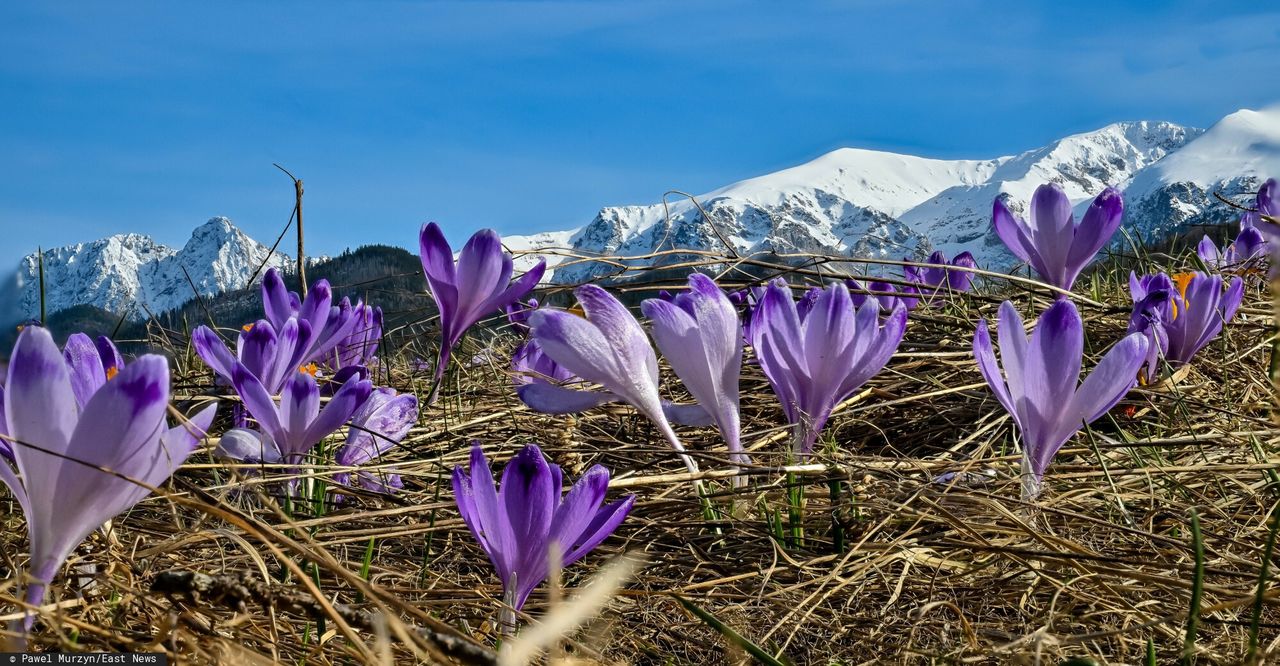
[992,197,1045,271]
[419,222,460,329]
[661,401,716,427]
[516,383,620,414]
[1026,183,1075,287]
[548,465,609,559]
[500,446,558,607]
[192,326,237,382]
[972,318,1016,417]
[63,333,107,408]
[238,320,280,386]
[261,268,295,329]
[162,404,217,464]
[215,427,283,463]
[301,374,372,452]
[95,337,124,374]
[1023,300,1084,442]
[562,495,635,566]
[6,327,79,503]
[1069,333,1148,424]
[452,445,512,582]
[486,260,547,316]
[231,363,285,447]
[279,371,321,451]
[1196,236,1222,267]
[1260,178,1279,217]
[1065,187,1124,279]
[337,390,418,467]
[949,252,978,292]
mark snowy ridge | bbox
[547,119,1213,284]
[4,108,1277,321]
[1122,108,1280,239]
[0,217,297,322]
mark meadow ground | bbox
[3,246,1279,665]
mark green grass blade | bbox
[671,594,788,666]
[1247,501,1280,664]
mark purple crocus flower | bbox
[902,251,978,307]
[504,297,540,334]
[732,285,767,343]
[1198,227,1268,270]
[61,333,125,409]
[332,298,383,370]
[520,285,708,474]
[333,388,418,495]
[0,334,126,461]
[419,223,546,404]
[1245,178,1279,235]
[992,183,1124,292]
[453,443,634,630]
[260,268,364,366]
[846,278,911,312]
[1,326,216,627]
[973,300,1148,500]
[193,318,313,395]
[642,273,748,475]
[221,363,372,466]
[511,338,579,386]
[751,278,908,456]
[1126,272,1244,379]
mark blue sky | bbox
[2,1,1278,270]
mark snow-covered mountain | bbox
[0,217,297,322]
[522,109,1280,284]
[1123,109,1280,240]
[6,108,1277,323]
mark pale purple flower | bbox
[60,333,125,409]
[992,183,1124,292]
[642,273,748,473]
[332,298,383,370]
[1197,227,1267,270]
[846,278,912,312]
[1126,272,1245,379]
[419,223,546,403]
[902,251,978,306]
[504,297,540,334]
[973,300,1148,500]
[511,338,579,386]
[453,443,634,628]
[260,268,365,366]
[520,285,708,474]
[333,388,418,495]
[193,318,313,395]
[750,278,908,456]
[220,362,372,466]
[1,326,216,628]
[1245,178,1279,235]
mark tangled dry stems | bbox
[2,247,1278,664]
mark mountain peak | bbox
[0,217,294,323]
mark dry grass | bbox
[3,246,1279,665]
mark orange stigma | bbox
[298,363,319,377]
[105,366,119,381]
[1169,273,1195,321]
[242,323,255,332]
[567,305,586,318]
